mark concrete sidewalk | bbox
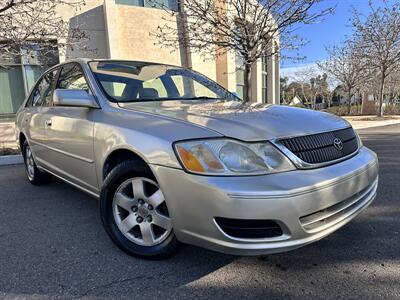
[0,122,20,166]
[344,115,400,130]
[0,122,17,150]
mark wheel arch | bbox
[19,132,27,153]
[102,147,151,181]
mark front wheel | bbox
[100,161,180,259]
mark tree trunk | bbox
[313,94,317,110]
[347,89,352,115]
[301,85,308,104]
[177,2,194,96]
[243,63,252,102]
[378,75,385,117]
[360,92,364,114]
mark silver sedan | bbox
[15,59,378,259]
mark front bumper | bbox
[151,146,379,255]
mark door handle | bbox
[45,120,52,127]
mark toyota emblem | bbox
[333,138,343,151]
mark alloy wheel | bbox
[112,177,172,246]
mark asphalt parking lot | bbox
[0,124,399,300]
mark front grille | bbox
[215,217,283,239]
[299,178,378,233]
[279,127,358,165]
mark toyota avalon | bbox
[15,59,379,259]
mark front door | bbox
[25,69,58,165]
[44,63,98,193]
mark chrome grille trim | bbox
[271,127,361,169]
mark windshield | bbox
[89,61,239,102]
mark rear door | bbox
[44,63,98,193]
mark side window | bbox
[170,75,185,96]
[101,81,127,100]
[30,69,58,107]
[170,75,218,98]
[57,64,90,92]
[141,78,168,98]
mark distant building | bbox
[288,95,304,106]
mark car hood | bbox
[119,100,350,141]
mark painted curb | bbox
[0,154,23,166]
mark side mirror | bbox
[53,89,99,108]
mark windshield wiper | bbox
[180,96,220,100]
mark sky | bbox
[281,0,393,75]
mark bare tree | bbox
[324,74,337,108]
[0,0,88,65]
[153,0,333,102]
[386,71,400,103]
[351,0,400,117]
[306,71,329,110]
[293,66,314,105]
[280,76,289,104]
[317,41,365,114]
[293,65,325,108]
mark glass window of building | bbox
[0,43,59,117]
[115,0,178,11]
[261,54,268,102]
[0,66,25,115]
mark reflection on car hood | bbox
[119,100,350,141]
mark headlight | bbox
[174,139,295,175]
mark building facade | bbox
[0,0,280,117]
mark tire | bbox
[22,140,51,185]
[100,160,180,259]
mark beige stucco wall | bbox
[266,42,280,104]
[55,0,107,61]
[215,50,237,92]
[190,53,217,82]
[105,1,217,81]
[107,2,182,66]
